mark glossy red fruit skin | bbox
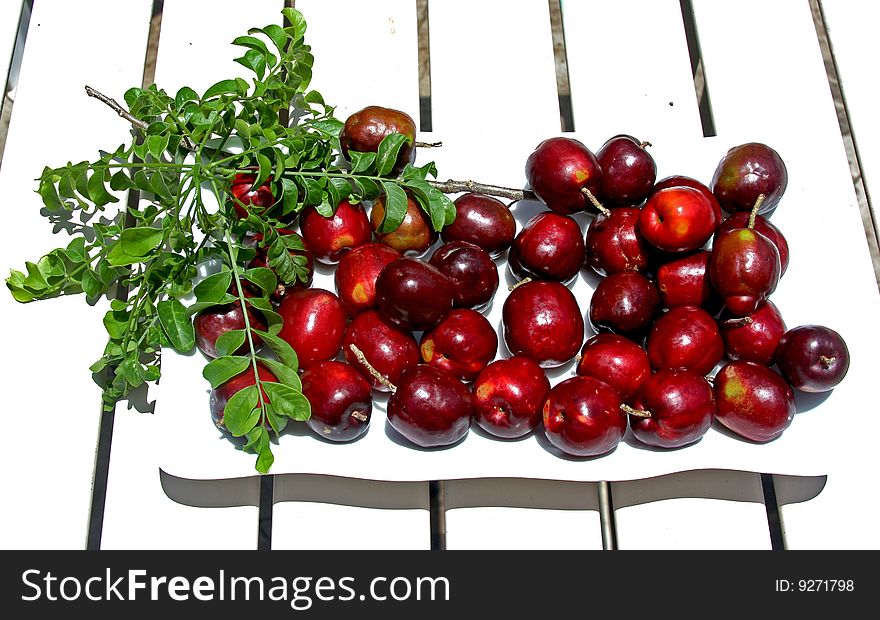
[715,212,790,275]
[194,301,266,359]
[502,280,584,368]
[596,134,657,207]
[210,364,277,430]
[775,325,850,393]
[507,212,586,284]
[720,300,787,366]
[576,333,651,401]
[628,369,715,449]
[651,175,723,229]
[709,227,781,316]
[419,309,498,382]
[340,105,417,173]
[472,355,550,439]
[542,376,626,457]
[441,193,516,258]
[371,193,438,257]
[300,361,372,442]
[343,310,420,392]
[276,288,347,370]
[386,364,473,448]
[428,241,499,310]
[230,172,274,219]
[714,360,796,442]
[525,137,602,215]
[639,186,718,253]
[585,207,654,276]
[375,257,453,331]
[299,200,372,265]
[655,250,715,310]
[589,271,660,338]
[647,305,724,375]
[711,142,788,214]
[334,242,402,317]
[248,229,315,302]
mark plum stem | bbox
[508,277,532,292]
[819,355,836,367]
[748,194,766,228]
[620,403,651,418]
[351,411,369,422]
[414,140,443,148]
[581,187,609,216]
[722,316,753,328]
[348,343,397,392]
[639,141,652,149]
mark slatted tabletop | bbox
[0,0,877,551]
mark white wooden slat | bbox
[0,0,24,99]
[820,1,880,246]
[0,0,153,550]
[296,0,421,127]
[274,0,429,550]
[613,471,771,550]
[99,0,285,550]
[775,3,880,550]
[443,479,604,550]
[271,475,430,550]
[427,0,560,135]
[562,0,704,147]
[692,0,880,549]
[426,1,594,550]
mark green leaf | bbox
[253,330,297,368]
[254,24,288,55]
[103,308,129,340]
[240,267,277,294]
[348,151,376,174]
[280,178,299,217]
[255,152,272,187]
[80,269,102,297]
[222,383,261,437]
[174,86,198,109]
[157,298,196,352]
[214,329,246,358]
[257,358,301,390]
[87,170,119,207]
[147,134,170,160]
[203,79,240,99]
[262,382,310,421]
[194,270,232,303]
[107,226,164,266]
[283,7,308,41]
[235,49,267,79]
[202,355,251,389]
[377,181,409,233]
[250,427,275,474]
[375,133,410,176]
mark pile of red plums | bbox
[198,106,851,460]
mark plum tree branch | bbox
[85,85,148,132]
[427,179,536,202]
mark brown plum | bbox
[589,271,660,338]
[711,142,788,214]
[340,105,417,173]
[775,325,850,393]
[371,193,438,257]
